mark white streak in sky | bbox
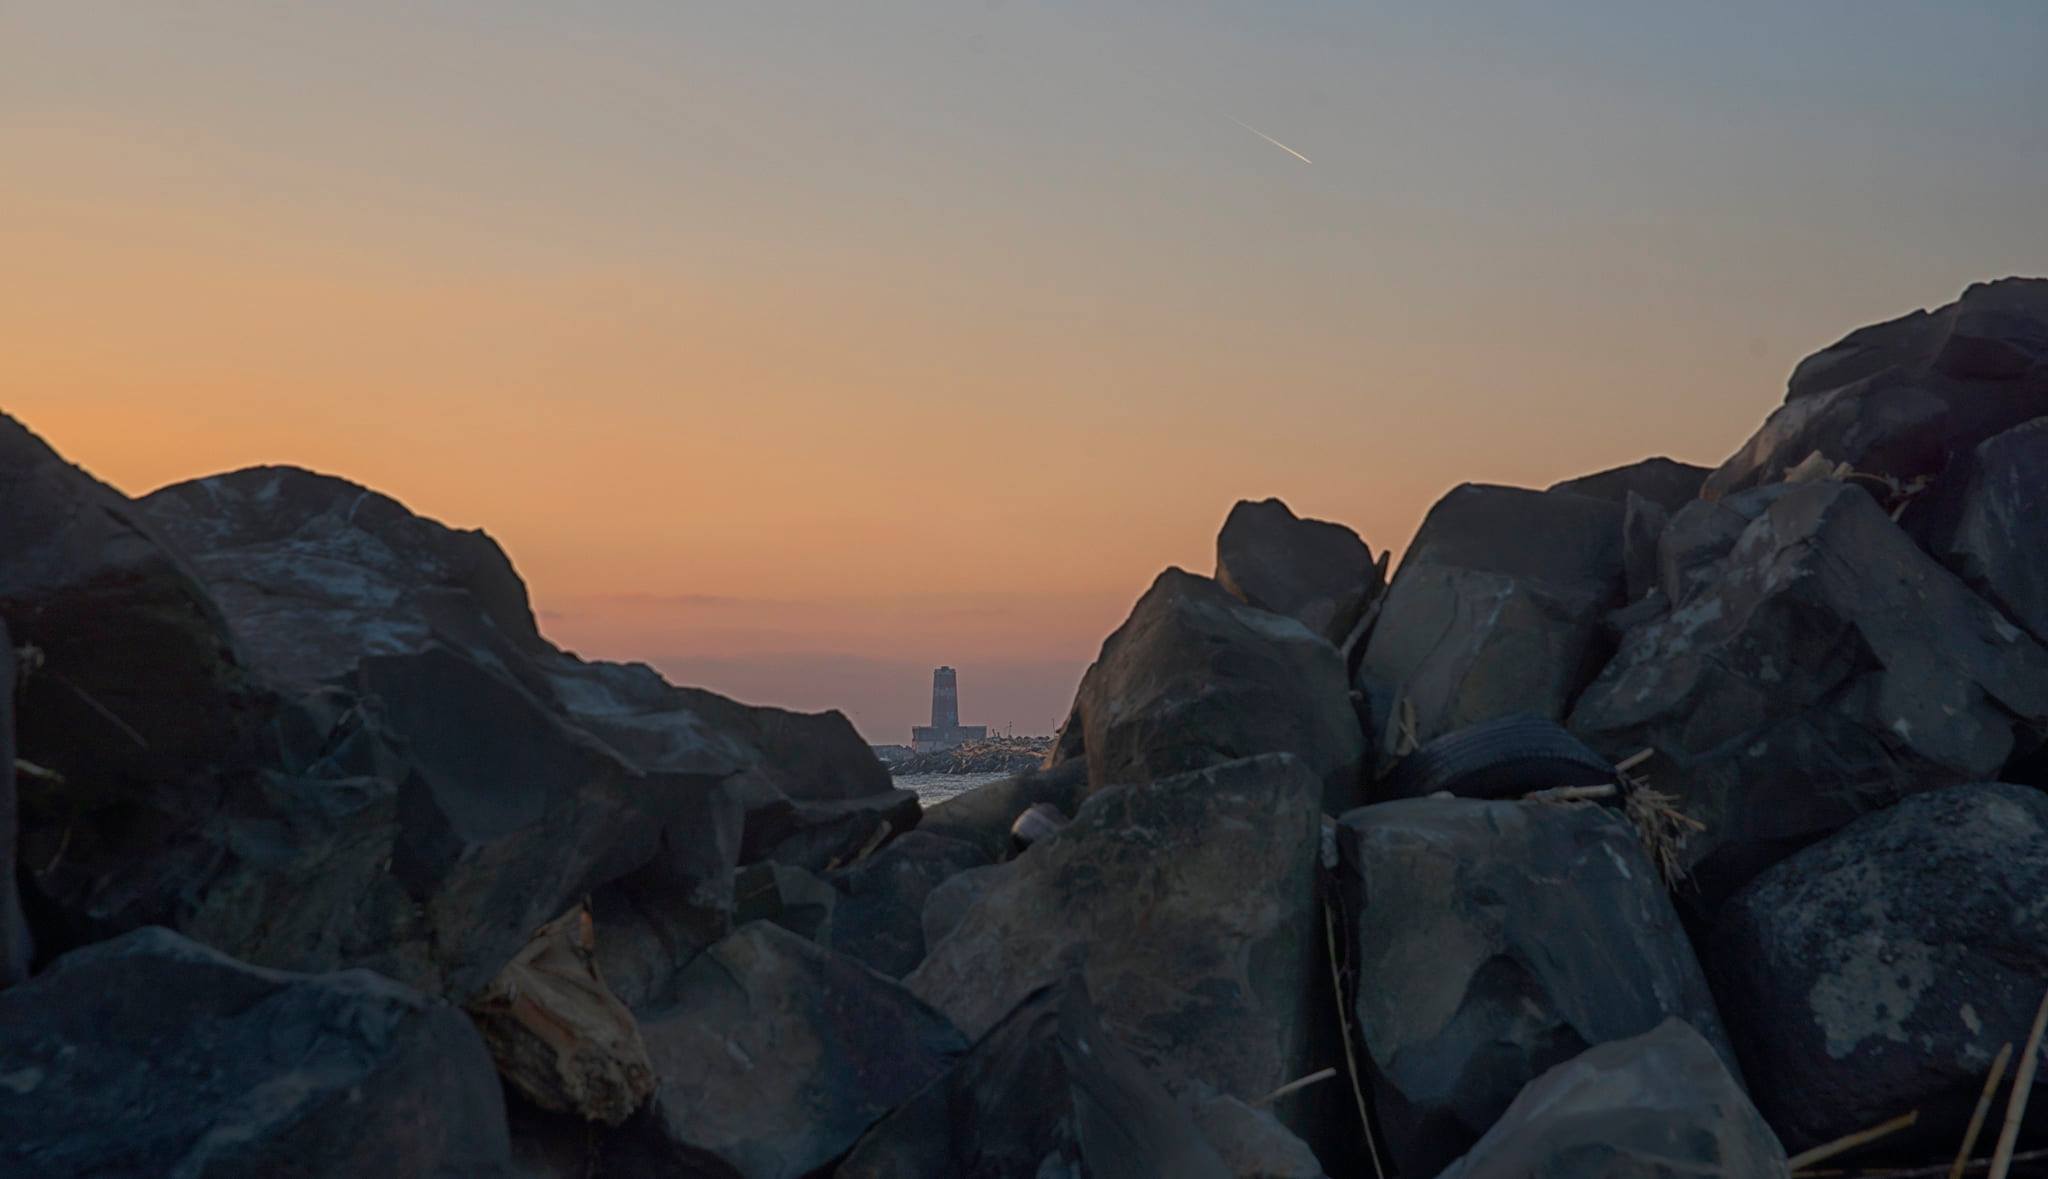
[1226,115,1312,165]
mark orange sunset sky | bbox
[6,3,2045,739]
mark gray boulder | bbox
[908,754,1328,1137]
[140,465,548,690]
[1621,492,1668,604]
[1436,1020,1787,1179]
[1703,278,2048,501]
[1549,456,1710,513]
[826,831,991,977]
[1572,481,2048,905]
[731,858,838,943]
[1336,796,1733,1177]
[175,644,743,1003]
[1214,497,1382,646]
[1049,568,1365,813]
[0,926,512,1178]
[1359,484,1625,747]
[611,921,965,1179]
[1655,484,1794,607]
[837,977,1237,1179]
[919,862,1004,949]
[1709,784,2048,1154]
[1919,416,2048,646]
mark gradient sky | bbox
[6,2,2045,740]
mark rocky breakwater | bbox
[2,275,2046,1177]
[883,735,1054,776]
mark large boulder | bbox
[0,926,512,1178]
[140,465,548,690]
[0,417,276,952]
[1918,416,2048,646]
[907,754,1329,1139]
[1335,795,1733,1177]
[1436,1020,1787,1179]
[1549,456,1710,513]
[1709,784,2048,1154]
[825,831,991,977]
[1703,278,2048,501]
[1048,568,1364,813]
[1571,481,2048,905]
[143,465,894,812]
[609,921,965,1179]
[1359,484,1625,748]
[1214,497,1382,646]
[176,644,743,1002]
[17,444,871,1003]
[837,977,1237,1179]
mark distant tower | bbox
[931,666,960,729]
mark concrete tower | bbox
[910,665,986,752]
[931,665,960,729]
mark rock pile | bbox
[2,276,2046,1177]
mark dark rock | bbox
[920,863,1003,949]
[1622,491,1668,604]
[917,757,1088,861]
[1190,1094,1329,1179]
[0,417,275,950]
[747,788,922,874]
[1709,784,2048,1154]
[609,921,964,1179]
[0,926,512,1178]
[1704,278,2048,500]
[1919,417,2048,646]
[1360,484,1625,746]
[1,625,28,987]
[731,859,837,943]
[826,831,990,977]
[1215,497,1382,646]
[1049,568,1365,813]
[1436,1019,1787,1179]
[1336,795,1733,1177]
[837,977,1235,1179]
[1656,484,1794,607]
[1571,481,2048,905]
[176,645,744,1003]
[1549,456,1711,513]
[908,754,1328,1139]
[140,465,547,690]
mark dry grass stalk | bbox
[1988,987,2048,1179]
[1788,1109,1921,1171]
[1323,898,1387,1179]
[14,759,62,783]
[1394,696,1420,758]
[1800,1147,2048,1178]
[1253,1067,1338,1108]
[1952,1043,2016,1179]
[1615,752,1705,889]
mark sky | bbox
[5,2,2045,741]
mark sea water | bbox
[893,771,1011,806]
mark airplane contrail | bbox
[1226,115,1312,165]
